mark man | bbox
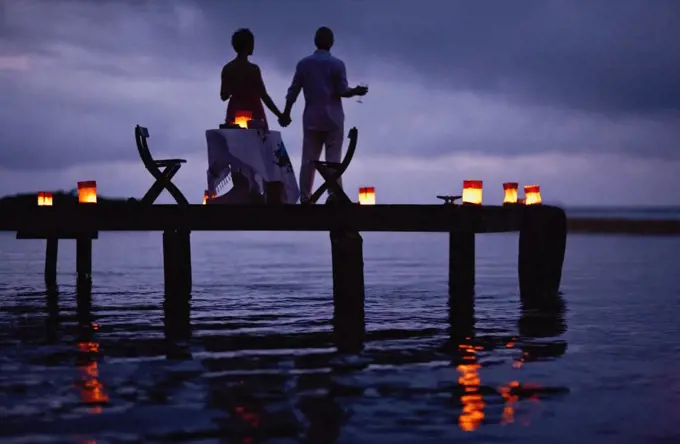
[281,26,368,203]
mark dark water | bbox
[1,231,680,443]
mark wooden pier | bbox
[0,202,567,352]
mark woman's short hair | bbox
[232,28,254,54]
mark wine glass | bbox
[357,83,369,103]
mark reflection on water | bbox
[75,284,108,414]
[447,295,567,433]
[457,342,485,431]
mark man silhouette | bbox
[281,26,368,203]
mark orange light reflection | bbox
[457,343,485,432]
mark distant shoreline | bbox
[566,218,680,235]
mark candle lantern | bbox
[358,187,376,205]
[42,192,53,206]
[524,184,542,205]
[203,190,217,204]
[233,110,253,129]
[37,192,45,206]
[502,182,518,205]
[462,180,483,205]
[78,181,97,204]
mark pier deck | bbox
[0,203,526,233]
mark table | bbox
[205,129,300,204]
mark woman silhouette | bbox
[220,28,287,130]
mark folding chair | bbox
[308,127,359,204]
[134,125,189,206]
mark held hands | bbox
[278,113,292,128]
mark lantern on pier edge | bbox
[524,184,542,205]
[462,180,483,205]
[203,190,217,205]
[77,181,97,204]
[233,110,253,129]
[502,182,518,205]
[37,191,53,206]
[358,187,376,205]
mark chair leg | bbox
[141,165,188,206]
[310,165,351,204]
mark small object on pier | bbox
[134,125,189,206]
[518,198,526,204]
[503,182,519,205]
[38,192,53,206]
[436,195,462,205]
[78,181,97,204]
[462,180,483,206]
[524,185,542,205]
[358,187,375,205]
[202,190,217,205]
[308,127,359,204]
[330,229,365,352]
[233,110,253,129]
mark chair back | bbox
[134,125,156,170]
[337,127,359,175]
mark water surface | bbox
[1,231,679,443]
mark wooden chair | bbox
[134,125,189,206]
[308,127,359,204]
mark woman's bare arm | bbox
[220,65,231,101]
[256,65,283,119]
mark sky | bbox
[1,0,679,206]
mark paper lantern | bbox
[524,184,542,205]
[78,181,97,204]
[502,182,518,205]
[358,187,376,205]
[40,192,53,206]
[233,110,253,129]
[203,190,217,204]
[462,180,483,205]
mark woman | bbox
[220,28,288,129]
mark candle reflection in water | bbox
[76,320,108,414]
[457,342,485,432]
[75,284,108,414]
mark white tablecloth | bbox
[205,129,299,204]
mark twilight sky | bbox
[1,0,679,206]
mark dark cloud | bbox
[1,0,680,172]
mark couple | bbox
[220,26,368,203]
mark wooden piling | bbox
[448,232,475,312]
[162,229,192,296]
[518,206,567,308]
[76,237,92,285]
[330,229,365,353]
[44,237,58,288]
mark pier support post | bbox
[76,237,92,286]
[163,229,192,296]
[449,232,475,312]
[518,206,567,309]
[45,237,58,288]
[330,229,365,353]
